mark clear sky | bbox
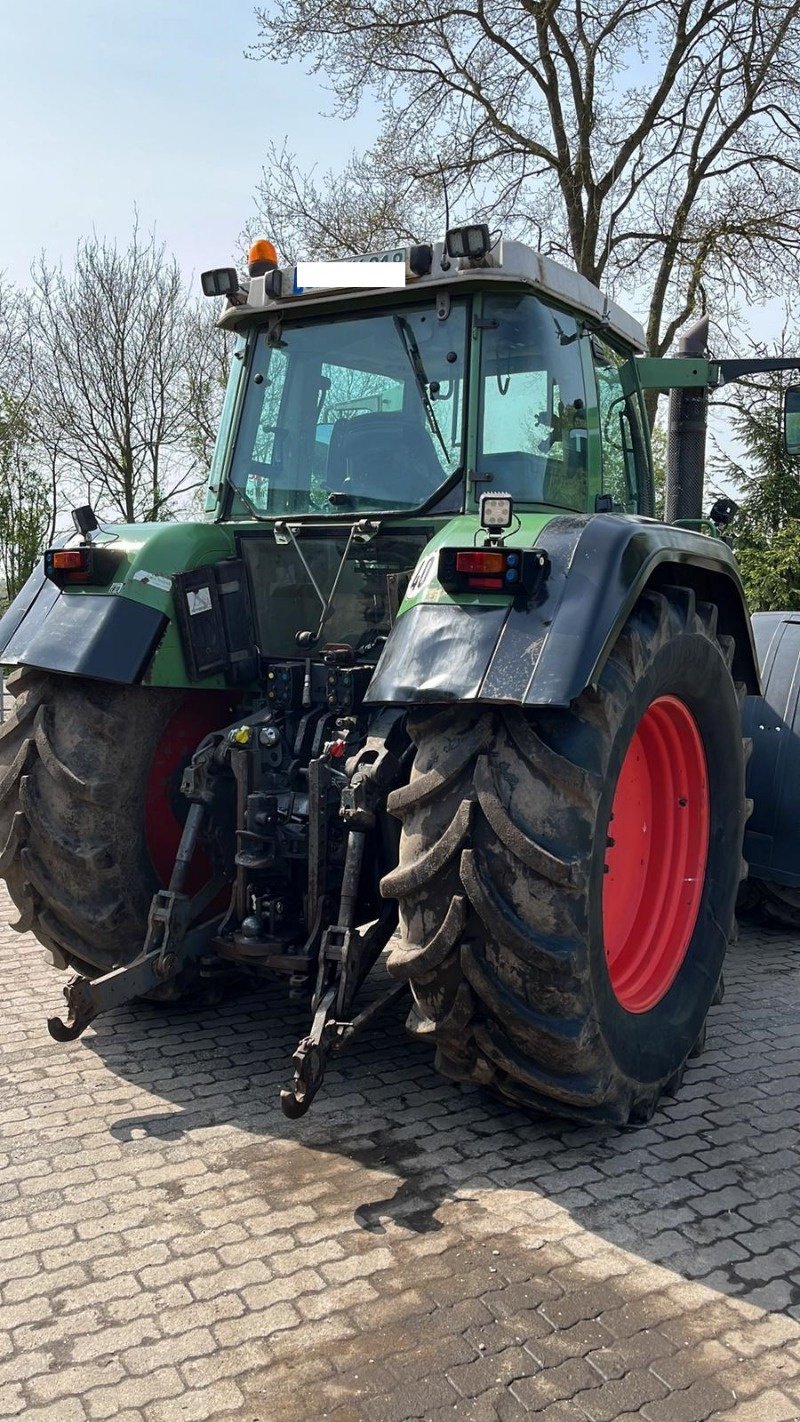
[0,0,375,289]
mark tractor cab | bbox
[189,233,657,680]
[205,231,653,531]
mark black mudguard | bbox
[366,514,759,708]
[0,563,167,685]
[744,612,800,888]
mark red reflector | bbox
[466,576,504,590]
[455,551,505,574]
[52,549,89,570]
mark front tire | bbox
[382,588,747,1125]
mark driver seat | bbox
[326,412,444,505]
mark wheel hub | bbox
[603,695,710,1013]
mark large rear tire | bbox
[0,669,236,978]
[382,587,748,1125]
[747,881,800,930]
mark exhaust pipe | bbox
[665,315,709,525]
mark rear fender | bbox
[0,522,239,688]
[365,514,759,708]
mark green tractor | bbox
[1,226,797,1123]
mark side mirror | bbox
[783,385,800,455]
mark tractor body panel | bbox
[0,571,167,685]
[744,612,800,888]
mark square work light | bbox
[201,267,240,299]
[480,492,514,532]
[445,224,491,260]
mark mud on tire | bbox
[0,669,223,978]
[382,587,749,1125]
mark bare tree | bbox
[183,301,234,475]
[0,278,22,392]
[247,143,444,262]
[30,227,210,524]
[0,275,34,413]
[251,0,800,359]
[0,278,51,603]
[0,412,52,603]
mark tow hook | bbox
[279,821,406,1118]
[46,912,221,1043]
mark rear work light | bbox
[438,546,549,597]
[201,266,240,298]
[445,224,491,260]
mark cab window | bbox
[593,338,648,514]
[477,294,590,511]
[226,301,468,517]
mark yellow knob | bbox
[230,726,251,745]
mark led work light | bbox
[71,504,99,540]
[201,267,240,299]
[480,493,514,532]
[445,224,491,260]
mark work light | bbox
[71,504,98,540]
[445,224,491,260]
[201,268,240,298]
[480,492,514,532]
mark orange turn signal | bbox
[51,550,89,571]
[455,551,506,574]
[44,546,94,585]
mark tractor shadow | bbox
[85,921,800,1319]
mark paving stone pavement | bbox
[3,885,800,1421]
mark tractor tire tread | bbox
[0,671,185,975]
[383,584,746,1124]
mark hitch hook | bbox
[280,986,337,1118]
[47,975,97,1042]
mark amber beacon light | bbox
[248,239,279,276]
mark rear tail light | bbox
[44,545,123,588]
[45,547,94,584]
[52,550,87,570]
[464,575,504,590]
[438,546,549,597]
[454,551,506,574]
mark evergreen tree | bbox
[719,381,800,611]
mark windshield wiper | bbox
[392,316,451,463]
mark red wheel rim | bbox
[602,695,710,1013]
[145,695,237,891]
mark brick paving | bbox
[2,884,800,1420]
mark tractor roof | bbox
[218,238,645,353]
